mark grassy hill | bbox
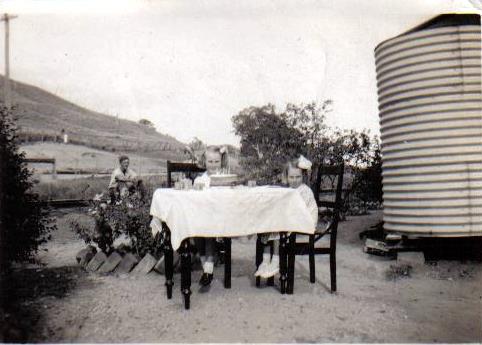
[0,75,187,160]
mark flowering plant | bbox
[70,187,163,257]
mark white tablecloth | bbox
[150,186,316,250]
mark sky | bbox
[1,0,479,145]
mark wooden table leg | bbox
[163,224,174,299]
[255,236,262,287]
[279,232,288,294]
[180,239,192,310]
[287,233,296,295]
[224,238,231,289]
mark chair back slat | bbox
[313,163,344,208]
[312,162,344,235]
[318,200,336,208]
[167,161,206,187]
[318,165,342,176]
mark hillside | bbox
[0,75,187,159]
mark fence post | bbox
[52,159,57,180]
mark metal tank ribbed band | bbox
[375,24,482,237]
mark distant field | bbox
[33,174,167,201]
[21,143,167,175]
[23,143,244,200]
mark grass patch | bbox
[33,175,167,201]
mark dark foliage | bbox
[0,106,55,268]
[232,101,383,210]
[232,104,305,184]
[70,189,163,258]
[352,144,383,204]
[1,266,85,342]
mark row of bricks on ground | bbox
[76,246,174,275]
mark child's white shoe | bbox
[254,262,269,277]
[255,253,271,277]
[261,256,280,278]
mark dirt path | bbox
[15,210,482,343]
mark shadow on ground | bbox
[1,265,88,343]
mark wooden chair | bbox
[166,160,206,187]
[286,163,344,294]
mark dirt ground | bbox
[6,210,482,343]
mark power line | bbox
[1,13,18,109]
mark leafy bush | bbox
[352,145,382,203]
[65,213,97,245]
[69,189,163,257]
[0,106,55,269]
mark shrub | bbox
[69,188,163,257]
[65,213,97,245]
[0,106,55,269]
[352,145,383,205]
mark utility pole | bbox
[1,13,18,108]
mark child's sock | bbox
[262,253,271,265]
[203,261,214,274]
[255,253,271,276]
[271,254,279,268]
[260,254,280,278]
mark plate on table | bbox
[209,174,239,186]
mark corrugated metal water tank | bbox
[375,14,482,237]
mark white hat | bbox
[297,155,312,170]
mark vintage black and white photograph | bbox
[0,0,481,343]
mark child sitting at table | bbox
[193,145,229,286]
[254,155,319,278]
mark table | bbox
[150,186,316,309]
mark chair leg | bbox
[330,243,337,293]
[180,240,191,310]
[309,235,316,284]
[224,238,231,289]
[164,227,174,299]
[267,242,274,286]
[255,235,263,287]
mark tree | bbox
[232,104,305,184]
[352,137,383,205]
[0,106,54,271]
[184,137,206,163]
[138,118,155,129]
[232,101,382,212]
[284,100,331,161]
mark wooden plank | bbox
[24,157,56,164]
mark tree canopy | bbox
[138,118,155,129]
[232,101,382,204]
